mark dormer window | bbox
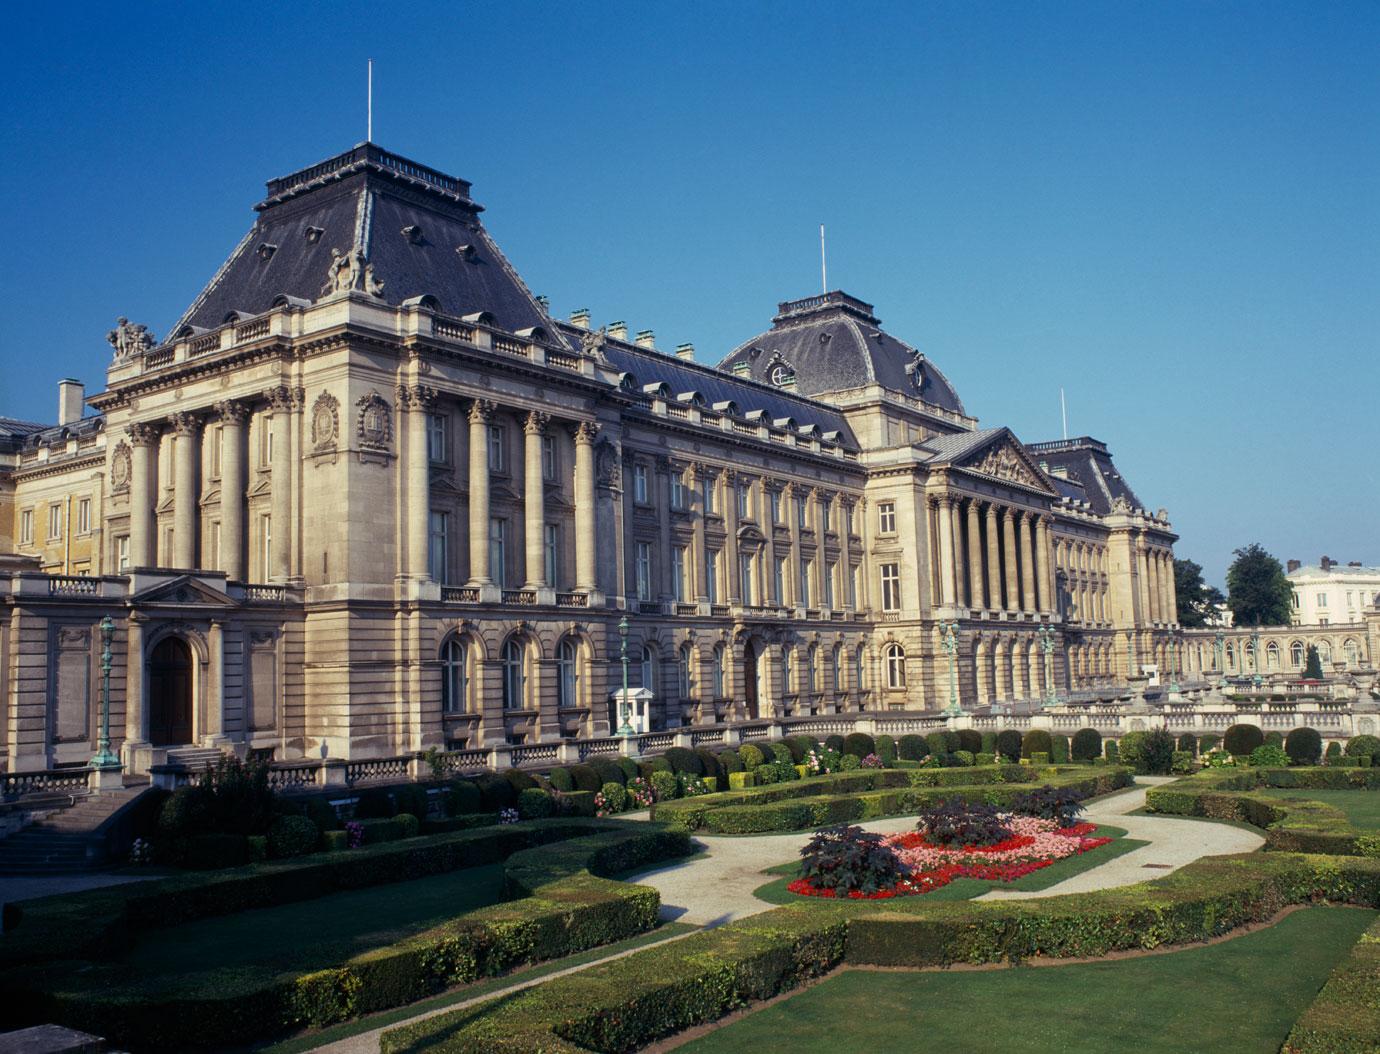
[769,362,796,387]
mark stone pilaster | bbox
[127,422,161,568]
[467,400,495,586]
[523,410,549,588]
[213,400,250,580]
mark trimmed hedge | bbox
[1284,915,1380,1053]
[2,824,693,1051]
[1286,728,1323,767]
[379,852,1380,1054]
[1021,729,1053,759]
[1224,723,1265,757]
[1071,728,1102,763]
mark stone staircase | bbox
[164,746,224,774]
[0,783,151,874]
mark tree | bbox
[1302,644,1324,680]
[1174,558,1226,627]
[1225,543,1292,627]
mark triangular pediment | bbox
[956,432,1057,495]
[130,574,237,609]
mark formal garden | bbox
[3,723,1380,1052]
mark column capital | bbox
[573,419,601,444]
[266,384,296,411]
[467,398,496,425]
[398,383,439,411]
[720,466,737,484]
[128,421,161,446]
[523,410,550,436]
[167,411,201,437]
[212,399,251,424]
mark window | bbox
[441,637,467,714]
[1292,592,1300,609]
[678,644,692,698]
[48,504,62,540]
[879,501,896,534]
[706,549,719,604]
[885,643,906,689]
[1290,641,1305,667]
[488,518,506,586]
[501,639,525,709]
[769,362,794,386]
[634,463,649,504]
[807,645,818,692]
[850,563,860,607]
[20,508,33,544]
[670,471,685,509]
[428,511,449,582]
[770,490,781,524]
[702,475,716,514]
[1346,591,1354,607]
[262,423,273,467]
[736,481,750,519]
[636,542,653,601]
[831,645,842,692]
[77,498,91,535]
[880,563,901,611]
[640,645,656,692]
[672,546,687,602]
[1345,640,1361,667]
[1317,593,1328,608]
[557,638,579,708]
[796,495,807,529]
[824,561,836,609]
[781,645,793,690]
[773,555,786,605]
[541,434,556,481]
[1318,641,1332,665]
[799,559,812,607]
[855,647,865,692]
[428,414,448,463]
[487,424,506,472]
[116,536,129,572]
[739,552,755,605]
[544,524,560,585]
[1266,641,1280,670]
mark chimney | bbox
[608,320,628,341]
[58,379,84,426]
[1321,555,1334,572]
[675,342,696,361]
[634,329,656,350]
[1348,561,1362,568]
[570,308,590,329]
[1286,559,1301,573]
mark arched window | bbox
[1318,640,1332,665]
[501,638,525,710]
[1225,643,1235,669]
[1244,641,1256,668]
[1290,641,1305,667]
[807,645,818,693]
[678,643,693,698]
[884,643,906,689]
[440,636,468,714]
[831,644,842,693]
[1266,642,1280,670]
[556,638,579,709]
[640,645,656,694]
[712,644,725,698]
[1344,639,1361,667]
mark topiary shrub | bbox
[1285,727,1323,767]
[650,770,679,801]
[446,779,482,815]
[718,750,744,773]
[1104,739,1120,764]
[1198,733,1220,753]
[953,749,975,767]
[897,734,928,761]
[843,732,876,758]
[838,754,861,771]
[770,742,794,766]
[738,744,765,771]
[1177,733,1198,756]
[267,815,319,859]
[981,732,998,755]
[597,782,628,814]
[1263,731,1284,748]
[1224,724,1265,758]
[591,759,626,787]
[353,787,395,819]
[1117,731,1147,773]
[473,772,516,812]
[547,768,574,793]
[1325,741,1343,763]
[1171,750,1194,774]
[926,732,951,759]
[664,747,703,775]
[696,749,724,786]
[798,825,906,895]
[956,729,983,755]
[1249,743,1291,767]
[783,737,810,764]
[394,783,430,820]
[876,734,896,764]
[301,796,341,833]
[395,813,421,838]
[618,758,640,783]
[1139,728,1176,775]
[158,785,211,840]
[1021,729,1053,759]
[1346,735,1380,764]
[995,730,1023,762]
[568,764,602,793]
[1071,728,1102,763]
[824,735,845,752]
[1049,734,1070,764]
[517,787,554,819]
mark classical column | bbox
[814,489,829,605]
[1163,551,1178,624]
[965,499,984,610]
[123,614,146,750]
[840,498,854,610]
[1018,512,1037,612]
[467,400,495,586]
[657,457,674,598]
[1035,515,1053,614]
[128,422,160,568]
[950,497,966,606]
[206,619,225,744]
[936,496,956,607]
[404,386,438,579]
[214,401,248,580]
[984,503,1001,611]
[268,387,293,581]
[573,421,598,591]
[763,485,778,604]
[168,412,200,569]
[522,410,549,588]
[1002,507,1020,611]
[723,469,740,603]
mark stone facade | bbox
[0,143,1182,774]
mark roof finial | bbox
[367,59,373,142]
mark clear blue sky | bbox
[2,1,1376,586]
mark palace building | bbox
[0,142,1183,775]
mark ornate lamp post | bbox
[939,620,961,716]
[89,616,121,773]
[615,615,635,737]
[1251,628,1262,690]
[1037,622,1057,708]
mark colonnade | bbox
[1139,543,1176,625]
[931,495,1054,615]
[1055,538,1110,624]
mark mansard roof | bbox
[169,143,556,338]
[717,291,966,415]
[1026,436,1146,516]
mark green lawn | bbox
[121,863,507,978]
[679,906,1376,1054]
[750,825,1145,905]
[1258,787,1380,829]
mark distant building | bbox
[1288,558,1380,627]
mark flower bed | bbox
[786,818,1111,899]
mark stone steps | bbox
[0,784,151,875]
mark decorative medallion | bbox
[110,441,132,491]
[356,391,393,451]
[310,392,340,449]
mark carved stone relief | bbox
[310,392,340,449]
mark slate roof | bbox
[168,143,556,338]
[1025,436,1145,516]
[0,418,49,455]
[716,292,966,414]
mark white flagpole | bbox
[367,60,373,142]
[819,224,827,293]
[1060,387,1068,440]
